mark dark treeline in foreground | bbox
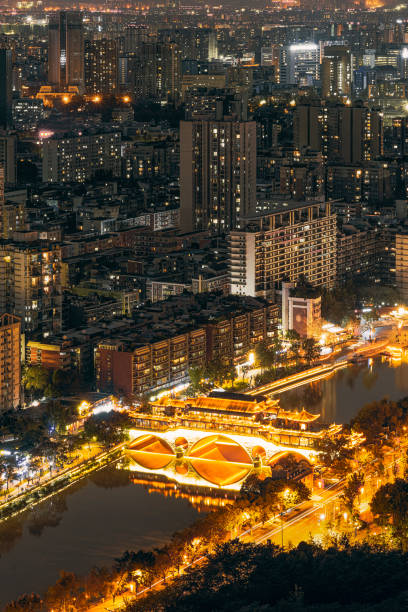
[129,539,408,612]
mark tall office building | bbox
[0,50,12,129]
[48,11,84,89]
[84,39,118,95]
[0,242,62,336]
[229,202,337,298]
[0,313,21,411]
[294,101,383,163]
[321,46,352,98]
[180,112,257,233]
[42,131,121,183]
[280,43,320,86]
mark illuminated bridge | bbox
[126,392,341,488]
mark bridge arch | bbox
[187,434,253,487]
[128,434,175,470]
[252,445,266,461]
[268,450,313,469]
[174,437,188,451]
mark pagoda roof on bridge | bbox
[278,408,320,423]
[186,395,278,414]
[151,394,279,416]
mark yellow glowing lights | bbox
[62,95,70,104]
[92,95,101,103]
[78,400,91,415]
[122,95,131,103]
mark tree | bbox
[23,365,49,397]
[45,571,83,611]
[4,594,42,612]
[204,358,234,387]
[302,338,320,365]
[43,400,77,435]
[0,456,18,492]
[316,433,354,478]
[83,411,133,448]
[341,472,365,519]
[371,479,408,550]
[255,341,275,371]
[351,397,408,444]
[188,366,206,394]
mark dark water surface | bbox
[277,356,408,424]
[0,466,199,607]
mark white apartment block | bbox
[230,201,337,298]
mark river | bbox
[0,465,200,607]
[277,355,408,424]
[0,355,406,607]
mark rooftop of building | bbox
[97,292,277,350]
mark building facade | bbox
[42,131,121,183]
[95,302,278,395]
[84,38,118,95]
[321,46,352,98]
[0,241,62,336]
[0,49,12,129]
[180,118,257,233]
[0,313,21,411]
[230,202,337,298]
[396,232,408,302]
[48,11,84,90]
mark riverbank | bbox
[249,339,388,396]
[0,443,125,525]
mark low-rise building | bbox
[95,294,279,396]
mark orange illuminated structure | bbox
[36,86,80,107]
[127,392,340,487]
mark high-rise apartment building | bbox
[180,116,257,233]
[0,313,21,411]
[131,42,181,102]
[0,135,17,186]
[0,50,12,129]
[12,98,45,132]
[42,131,121,183]
[321,46,352,98]
[396,232,408,302]
[261,45,281,80]
[280,43,320,86]
[84,39,118,95]
[124,24,149,53]
[294,101,383,163]
[229,201,337,298]
[0,241,62,336]
[48,11,84,89]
